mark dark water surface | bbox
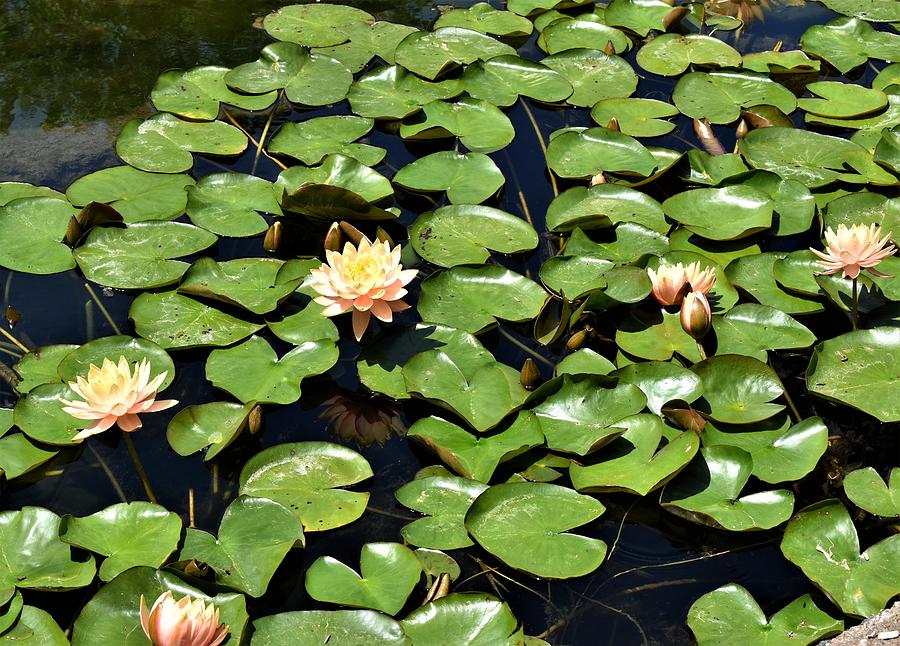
[0,0,886,643]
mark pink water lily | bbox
[810,223,896,279]
[309,235,418,341]
[60,356,178,441]
[140,592,229,646]
[647,261,716,307]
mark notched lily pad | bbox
[393,151,504,204]
[844,467,900,518]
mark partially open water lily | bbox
[648,261,716,307]
[810,223,896,280]
[140,591,229,646]
[310,235,418,341]
[680,290,712,340]
[60,356,178,441]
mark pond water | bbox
[0,0,896,644]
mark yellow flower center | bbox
[344,255,380,288]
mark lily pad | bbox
[673,70,797,124]
[547,127,658,178]
[605,0,678,35]
[637,34,741,76]
[57,335,175,391]
[181,496,303,597]
[539,254,612,298]
[400,98,515,154]
[542,49,637,107]
[393,27,516,80]
[116,113,247,173]
[815,0,900,21]
[590,98,678,137]
[800,17,900,74]
[823,191,900,234]
[546,184,667,233]
[263,3,374,47]
[251,610,408,646]
[239,441,373,531]
[312,21,418,73]
[781,499,900,617]
[0,197,76,274]
[14,383,92,446]
[465,482,606,578]
[401,593,523,645]
[726,170,816,236]
[394,152,504,204]
[185,173,281,237]
[434,3,533,37]
[277,153,392,204]
[663,186,773,241]
[66,166,195,223]
[616,310,702,363]
[268,116,385,166]
[410,205,538,267]
[74,221,217,289]
[712,304,817,361]
[726,252,826,315]
[662,446,795,530]
[0,182,62,205]
[1,606,68,645]
[508,0,592,15]
[178,258,307,315]
[692,355,785,425]
[167,401,256,461]
[151,66,278,120]
[806,327,900,423]
[844,467,900,517]
[615,361,703,415]
[347,65,464,120]
[555,348,616,376]
[538,18,631,55]
[462,55,573,106]
[395,475,489,550]
[798,81,888,118]
[305,543,421,615]
[565,224,669,264]
[59,502,181,582]
[0,434,57,480]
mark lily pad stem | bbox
[123,433,158,504]
[498,327,555,368]
[851,276,859,331]
[768,359,802,423]
[87,443,127,503]
[0,326,27,353]
[695,341,707,361]
[84,283,121,335]
[252,93,280,176]
[222,110,287,171]
[519,97,558,197]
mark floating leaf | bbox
[546,184,667,233]
[66,166,195,223]
[663,186,773,241]
[395,475,489,549]
[347,66,464,120]
[823,191,900,233]
[462,55,573,106]
[538,18,631,55]
[605,0,677,36]
[814,0,900,21]
[2,606,68,645]
[178,258,307,315]
[306,543,421,615]
[435,3,533,37]
[798,81,888,118]
[726,253,826,315]
[547,127,658,178]
[590,98,678,137]
[151,66,277,120]
[402,593,523,645]
[0,434,58,480]
[465,482,606,578]
[673,70,797,124]
[616,310,702,363]
[542,49,637,107]
[57,335,175,392]
[566,224,669,265]
[539,254,612,298]
[692,355,785,424]
[400,98,515,154]
[312,21,418,73]
[615,362,703,415]
[239,441,373,531]
[14,383,91,446]
[712,304,816,361]
[185,173,281,237]
[268,116,384,166]
[800,17,900,74]
[393,27,516,80]
[555,348,616,376]
[726,170,816,236]
[637,34,741,76]
[167,401,256,461]
[844,467,900,518]
[508,0,592,16]
[0,197,76,274]
[251,610,408,646]
[0,182,62,205]
[263,3,373,47]
[277,153,392,205]
[394,152,504,205]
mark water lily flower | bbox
[680,291,712,340]
[647,262,716,307]
[309,235,418,341]
[61,356,178,441]
[318,392,406,448]
[140,591,229,646]
[810,223,896,280]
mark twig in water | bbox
[223,110,287,171]
[0,326,28,353]
[252,96,279,175]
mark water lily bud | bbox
[339,221,366,246]
[589,173,606,186]
[662,405,706,433]
[520,358,542,390]
[680,291,712,340]
[423,572,452,605]
[605,117,620,132]
[375,226,394,247]
[565,329,588,351]
[735,119,749,139]
[65,215,83,246]
[140,591,229,646]
[324,221,342,251]
[263,221,283,253]
[248,404,263,435]
[693,118,725,156]
[604,40,616,56]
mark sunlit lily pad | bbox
[742,50,821,74]
[555,348,616,376]
[435,3,533,37]
[268,116,385,166]
[12,345,73,394]
[59,502,181,581]
[401,593,524,645]
[800,17,900,74]
[462,55,573,106]
[57,335,175,390]
[616,310,702,363]
[116,113,247,173]
[181,496,303,597]
[615,362,703,415]
[590,98,678,137]
[692,355,785,424]
[781,499,900,617]
[844,467,900,517]
[546,184,667,232]
[400,98,515,153]
[663,186,773,240]
[815,0,900,21]
[74,221,217,289]
[542,49,637,107]
[0,197,76,274]
[565,224,669,264]
[0,434,57,480]
[538,18,631,55]
[662,446,795,530]
[823,191,900,234]
[798,81,888,118]
[688,584,842,646]
[263,3,373,47]
[726,252,825,315]
[725,170,816,236]
[395,474,488,549]
[712,304,817,361]
[184,173,280,237]
[151,66,277,120]
[605,0,677,35]
[508,0,592,16]
[539,254,612,298]
[0,182,62,205]
[2,606,68,645]
[806,327,900,423]
[673,70,797,124]
[465,482,606,578]
[178,258,307,315]
[394,27,516,80]
[347,65,464,120]
[637,34,741,76]
[251,610,408,646]
[547,127,658,178]
[393,152,504,204]
[14,383,92,445]
[167,401,256,461]
[66,166,195,223]
[312,20,417,73]
[239,441,373,531]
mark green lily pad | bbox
[726,170,816,236]
[393,27,516,80]
[151,66,278,120]
[742,50,821,74]
[394,152,504,204]
[823,191,900,233]
[508,0,592,16]
[417,265,547,333]
[1,606,68,645]
[251,610,408,646]
[206,335,337,405]
[798,81,888,118]
[66,166,195,223]
[277,152,392,204]
[555,348,616,376]
[0,507,95,590]
[181,496,303,597]
[465,482,606,578]
[663,186,773,241]
[538,18,631,55]
[712,304,817,361]
[268,116,384,166]
[407,413,544,482]
[546,184,667,233]
[547,127,658,178]
[347,65,464,120]
[435,3,533,37]
[540,254,613,298]
[71,566,248,645]
[395,475,489,550]
[590,98,678,137]
[637,34,741,76]
[239,441,373,531]
[59,502,181,582]
[726,253,826,315]
[306,543,421,615]
[781,499,900,617]
[178,258,307,315]
[0,197,76,274]
[225,42,352,106]
[0,592,23,635]
[673,70,797,124]
[570,414,699,495]
[566,224,669,264]
[800,17,900,74]
[14,383,91,446]
[400,98,515,154]
[874,124,900,171]
[688,584,843,646]
[11,345,73,394]
[542,49,637,107]
[129,291,264,350]
[402,593,523,645]
[57,335,175,392]
[312,21,418,73]
[263,3,373,47]
[74,221,217,289]
[185,173,281,237]
[616,310,703,363]
[615,361,703,415]
[0,182,62,205]
[115,113,247,173]
[844,467,900,517]
[807,92,900,130]
[681,150,749,186]
[167,401,256,461]
[692,355,785,424]
[530,375,646,455]
[701,416,828,484]
[0,434,57,480]
[815,0,900,21]
[668,229,758,266]
[662,446,795,530]
[462,55,573,106]
[410,205,538,267]
[771,250,823,296]
[605,0,677,35]
[807,327,900,423]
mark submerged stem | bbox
[252,98,279,176]
[87,443,128,503]
[223,110,287,171]
[84,283,121,335]
[497,327,555,368]
[851,276,859,331]
[519,97,558,197]
[123,434,158,504]
[0,326,28,353]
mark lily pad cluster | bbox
[0,0,898,643]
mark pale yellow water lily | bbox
[647,261,716,307]
[140,592,229,646]
[810,223,896,280]
[309,235,418,341]
[60,356,178,441]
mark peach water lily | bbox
[810,223,895,280]
[310,235,418,341]
[140,591,229,646]
[60,356,178,441]
[648,261,716,307]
